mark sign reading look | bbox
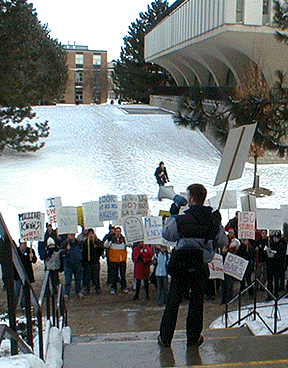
[238,212,255,240]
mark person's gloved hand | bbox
[170,203,180,215]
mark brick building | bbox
[62,44,108,104]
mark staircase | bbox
[63,326,288,367]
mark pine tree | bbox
[0,0,68,153]
[273,0,288,44]
[112,0,175,103]
[174,64,288,188]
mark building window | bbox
[236,0,243,22]
[93,54,101,66]
[75,88,83,104]
[263,0,269,24]
[75,71,83,83]
[75,53,84,66]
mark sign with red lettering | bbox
[18,212,45,241]
[238,212,255,240]
[208,253,224,280]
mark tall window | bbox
[75,88,83,103]
[75,53,84,66]
[93,54,101,66]
[236,0,243,22]
[75,71,83,83]
[263,0,269,24]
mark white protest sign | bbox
[137,194,149,216]
[208,253,224,280]
[99,195,118,221]
[121,194,139,216]
[123,215,144,243]
[57,206,78,235]
[238,212,255,240]
[18,212,45,241]
[223,253,248,281]
[256,208,282,230]
[214,123,257,186]
[82,201,104,228]
[241,195,257,213]
[143,216,163,244]
[216,190,237,209]
[45,196,62,224]
[281,205,288,224]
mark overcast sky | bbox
[30,0,163,62]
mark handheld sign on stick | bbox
[214,123,257,210]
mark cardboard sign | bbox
[99,195,118,221]
[208,253,224,280]
[256,208,282,230]
[238,212,255,240]
[137,194,149,216]
[143,216,163,244]
[281,205,288,224]
[45,196,62,224]
[214,123,257,186]
[241,195,257,213]
[223,253,249,281]
[82,201,104,228]
[57,206,78,235]
[123,215,144,243]
[121,194,139,216]
[18,212,45,241]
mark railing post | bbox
[24,281,33,349]
[225,303,228,328]
[37,309,44,360]
[238,292,241,326]
[274,299,278,334]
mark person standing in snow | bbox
[155,161,169,186]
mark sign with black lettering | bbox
[18,211,45,241]
[99,195,118,221]
[143,216,162,244]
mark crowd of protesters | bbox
[9,212,288,310]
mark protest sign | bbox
[121,194,139,216]
[123,215,144,243]
[45,196,62,224]
[57,206,78,235]
[143,216,162,244]
[256,208,282,230]
[99,195,118,221]
[82,201,104,228]
[137,194,149,216]
[238,212,255,240]
[241,195,257,213]
[208,253,224,280]
[281,205,288,225]
[18,212,45,241]
[223,253,248,281]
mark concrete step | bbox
[63,328,288,368]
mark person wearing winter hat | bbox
[46,237,61,294]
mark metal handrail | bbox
[224,278,281,334]
[0,212,67,360]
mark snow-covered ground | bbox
[1,103,288,241]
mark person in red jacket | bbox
[132,242,154,301]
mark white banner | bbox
[18,212,45,241]
[99,195,118,221]
[238,212,255,240]
[223,253,249,281]
[208,253,224,280]
[143,216,163,244]
[82,201,104,228]
[123,215,144,243]
[57,206,78,235]
[45,196,62,224]
[256,208,283,230]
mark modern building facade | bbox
[62,44,108,104]
[145,0,288,88]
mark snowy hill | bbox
[1,104,288,240]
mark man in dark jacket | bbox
[158,183,227,348]
[154,161,169,186]
[60,233,83,299]
[82,229,104,295]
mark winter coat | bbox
[14,247,37,283]
[154,251,169,277]
[46,247,61,271]
[133,244,154,280]
[104,234,127,263]
[60,238,82,266]
[82,238,104,265]
[163,205,227,264]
